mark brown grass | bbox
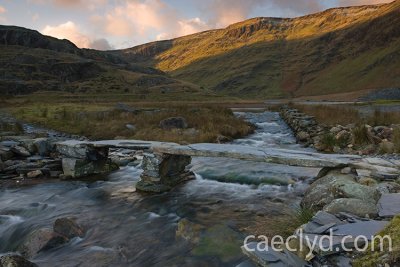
[291,104,400,127]
[290,104,360,126]
[9,103,255,144]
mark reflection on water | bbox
[0,112,318,266]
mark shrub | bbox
[352,124,372,146]
[320,133,336,152]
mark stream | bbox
[0,111,319,267]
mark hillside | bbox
[118,0,400,98]
[0,26,202,97]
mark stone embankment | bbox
[280,107,399,155]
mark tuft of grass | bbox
[352,124,372,146]
[353,216,400,267]
[320,133,336,152]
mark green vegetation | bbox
[353,216,400,267]
[8,103,254,144]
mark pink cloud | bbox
[337,0,394,6]
[42,21,91,48]
[0,5,6,14]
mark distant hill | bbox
[0,26,201,96]
[117,0,400,98]
[1,1,400,99]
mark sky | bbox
[0,0,394,50]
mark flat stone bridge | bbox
[56,140,400,193]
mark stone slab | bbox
[378,193,400,217]
[331,221,389,240]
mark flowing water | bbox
[0,111,319,267]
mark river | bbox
[0,111,319,266]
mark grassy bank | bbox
[290,104,400,126]
[6,102,255,144]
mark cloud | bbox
[89,38,113,50]
[42,21,92,48]
[337,0,394,6]
[29,0,107,9]
[95,0,209,42]
[42,21,113,50]
[0,5,6,13]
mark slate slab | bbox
[378,193,400,217]
[242,242,311,267]
[331,220,389,240]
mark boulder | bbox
[125,124,136,131]
[10,146,31,157]
[296,131,310,142]
[33,138,50,156]
[53,217,84,239]
[26,170,43,179]
[0,255,37,267]
[323,198,378,218]
[379,141,395,154]
[19,228,67,258]
[159,117,188,130]
[62,158,119,178]
[302,169,379,210]
[0,148,14,161]
[377,193,400,217]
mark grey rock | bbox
[10,146,31,157]
[33,138,50,156]
[0,254,38,267]
[19,228,67,258]
[62,158,119,178]
[331,220,389,240]
[324,198,378,218]
[297,131,310,142]
[0,141,19,147]
[53,217,84,239]
[125,124,136,131]
[378,193,400,217]
[0,148,14,161]
[241,242,310,267]
[302,169,379,210]
[159,117,188,130]
[115,103,138,113]
[26,170,42,178]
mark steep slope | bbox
[0,26,201,96]
[119,0,400,98]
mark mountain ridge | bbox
[1,1,399,99]
[116,0,400,98]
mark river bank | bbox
[1,109,399,267]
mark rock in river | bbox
[0,254,37,267]
[53,217,85,239]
